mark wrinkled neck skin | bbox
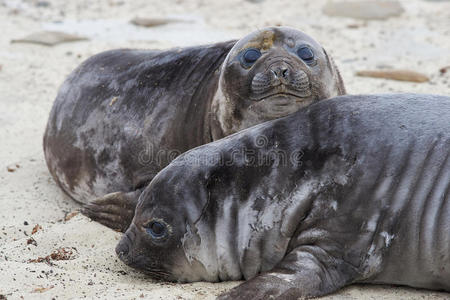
[171,153,354,283]
[210,76,278,140]
[210,78,229,141]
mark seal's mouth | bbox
[115,225,174,281]
[250,78,312,101]
[116,240,173,281]
[141,267,173,281]
[247,94,315,119]
[254,91,312,102]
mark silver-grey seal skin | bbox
[116,94,450,299]
[43,26,345,231]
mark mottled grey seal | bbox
[43,26,345,231]
[115,94,450,299]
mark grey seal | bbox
[115,94,450,299]
[43,26,345,231]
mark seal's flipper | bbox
[217,246,357,299]
[81,190,142,232]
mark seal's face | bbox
[115,166,215,282]
[212,26,344,137]
[224,28,316,117]
[115,149,296,283]
[115,172,186,281]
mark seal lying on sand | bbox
[115,94,450,299]
[43,26,345,231]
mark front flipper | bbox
[81,189,142,232]
[218,245,358,300]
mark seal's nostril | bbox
[270,66,289,79]
[270,69,278,78]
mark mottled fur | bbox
[116,94,450,299]
[43,27,345,231]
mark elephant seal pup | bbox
[43,26,345,231]
[116,94,450,299]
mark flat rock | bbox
[439,66,450,75]
[323,1,404,20]
[11,31,88,46]
[6,163,20,172]
[130,17,191,27]
[356,69,429,83]
[35,1,51,7]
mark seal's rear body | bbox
[297,94,450,291]
[43,42,233,203]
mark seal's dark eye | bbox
[145,221,167,238]
[297,47,314,63]
[242,48,262,64]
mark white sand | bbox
[0,0,449,299]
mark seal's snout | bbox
[270,65,289,82]
[251,63,311,100]
[116,233,131,264]
[116,241,129,256]
[269,62,292,86]
[116,239,129,257]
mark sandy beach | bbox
[1,0,449,299]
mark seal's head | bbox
[211,26,345,138]
[115,140,298,283]
[115,162,225,282]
